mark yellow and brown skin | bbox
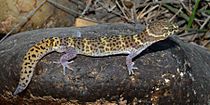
[13,20,179,95]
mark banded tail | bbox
[13,37,63,95]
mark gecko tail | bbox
[13,84,26,95]
[13,37,62,95]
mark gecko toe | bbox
[133,66,138,70]
[129,66,138,75]
[54,60,74,75]
[127,61,138,75]
[61,61,74,75]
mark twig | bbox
[0,0,47,44]
[141,5,159,19]
[179,31,197,37]
[169,7,182,22]
[163,4,189,21]
[203,40,210,47]
[131,3,136,22]
[163,4,202,26]
[96,1,116,12]
[71,0,85,6]
[137,3,150,20]
[137,0,179,8]
[156,1,162,17]
[190,15,210,41]
[47,0,80,16]
[200,16,210,30]
[81,0,92,15]
[47,0,99,23]
[97,1,129,22]
[179,0,191,14]
[115,0,129,21]
[121,0,136,22]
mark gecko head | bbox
[146,19,179,39]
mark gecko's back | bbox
[65,35,144,56]
[14,20,179,95]
[62,20,178,56]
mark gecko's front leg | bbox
[126,54,138,75]
[126,45,152,75]
[55,47,77,75]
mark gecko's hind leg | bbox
[54,47,77,75]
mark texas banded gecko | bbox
[13,20,179,95]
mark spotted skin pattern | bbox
[13,20,179,95]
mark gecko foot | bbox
[128,62,138,75]
[126,53,140,75]
[127,62,138,75]
[54,47,77,75]
[54,61,74,75]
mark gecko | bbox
[13,20,179,95]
